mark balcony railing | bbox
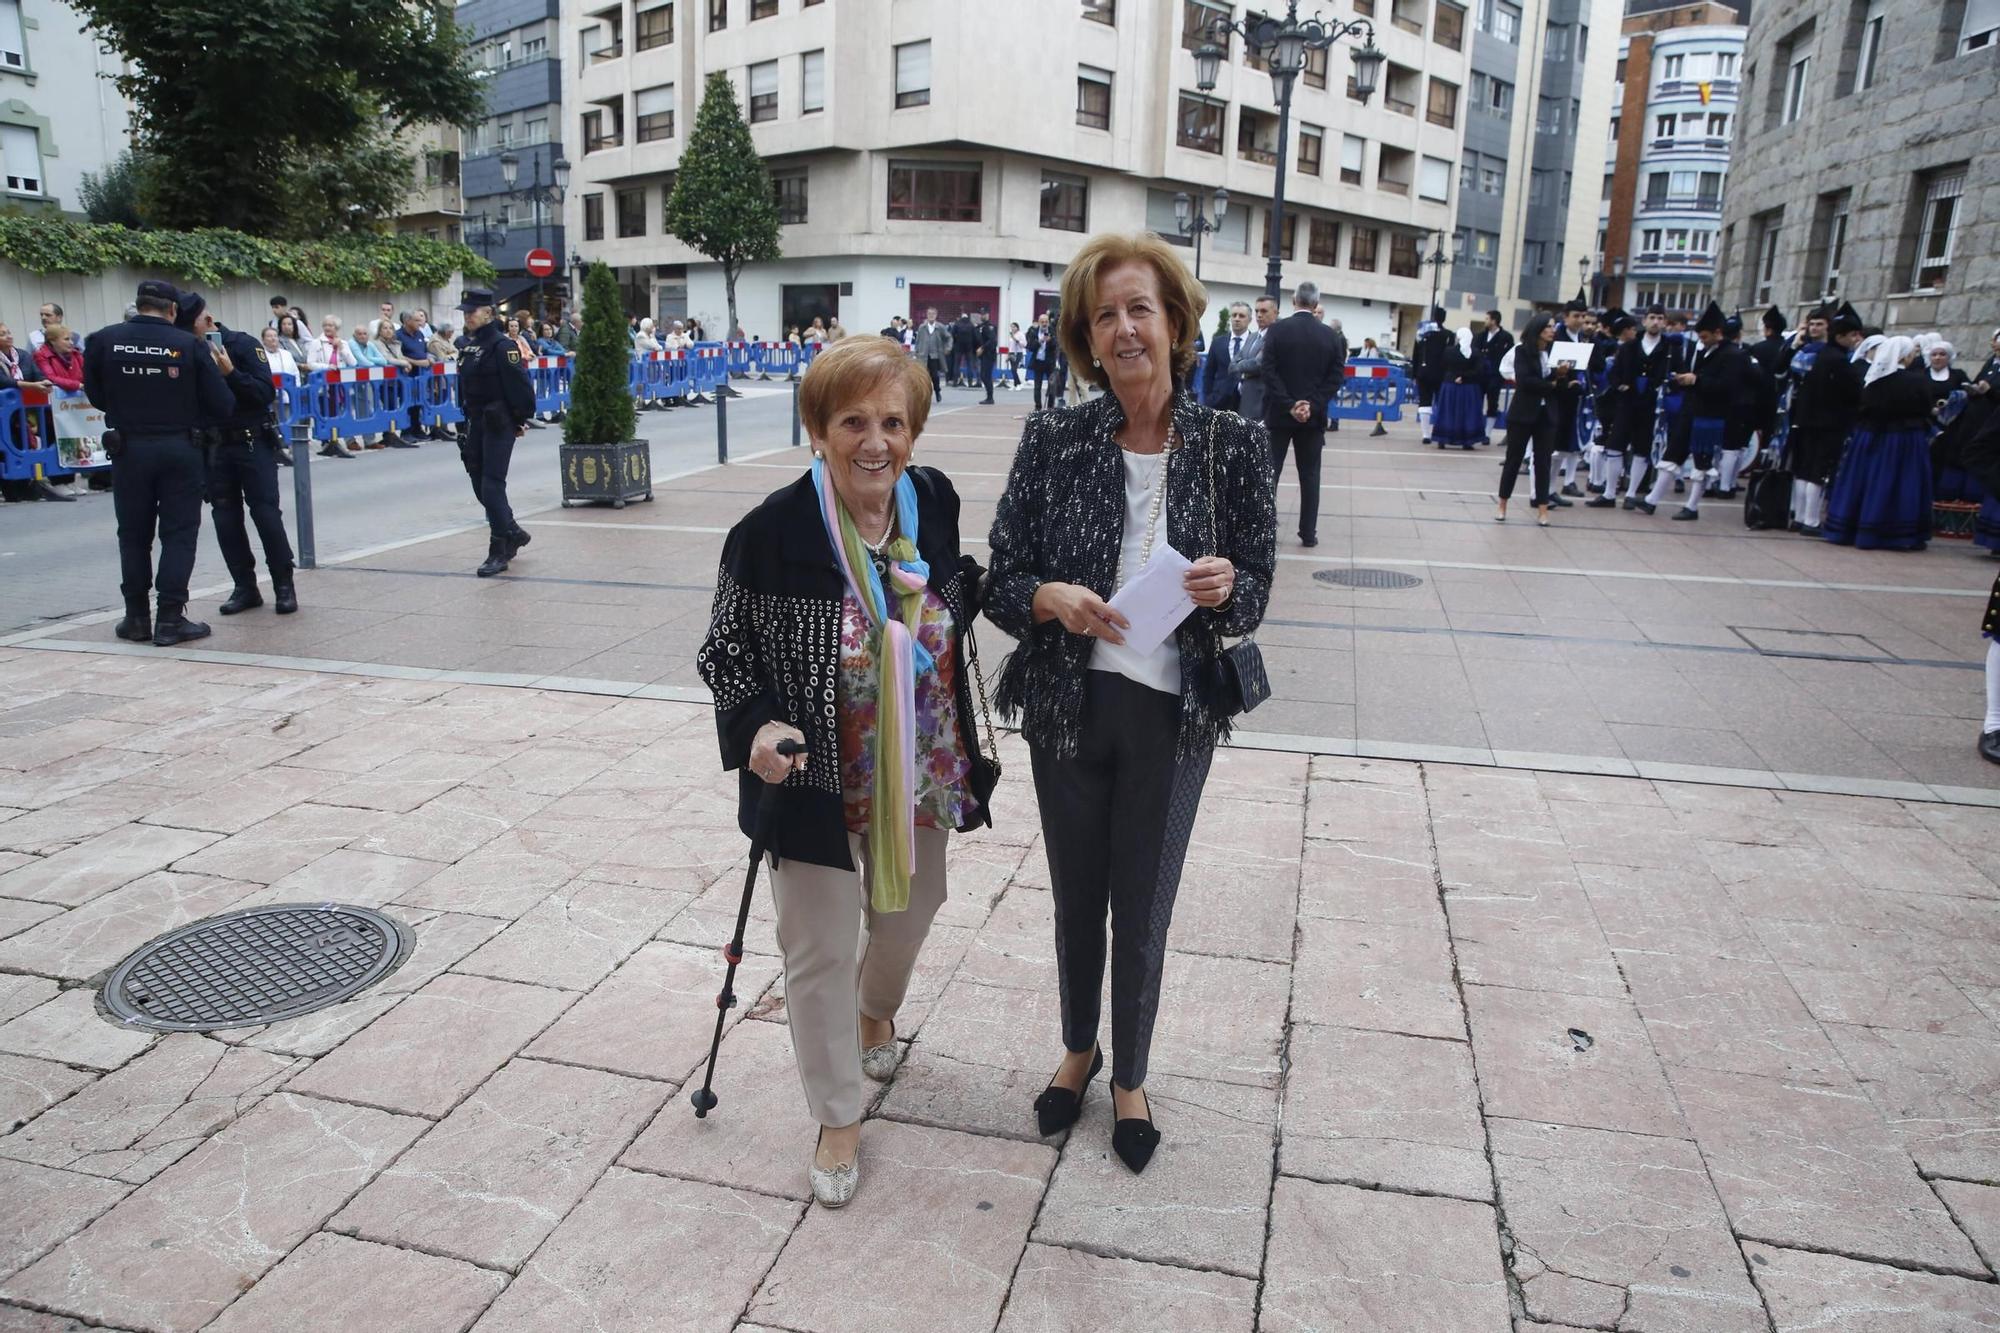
[1386,95,1416,116]
[1380,179,1410,195]
[1633,251,1713,268]
[1239,145,1277,166]
[1648,137,1731,153]
[1638,194,1723,215]
[586,132,624,152]
[1656,78,1737,98]
[589,44,623,63]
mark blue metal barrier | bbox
[307,367,405,442]
[691,347,728,396]
[755,342,799,380]
[724,340,754,378]
[412,365,464,431]
[0,385,67,481]
[1331,361,1408,424]
[659,352,691,403]
[530,356,569,416]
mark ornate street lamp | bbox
[1174,187,1230,280]
[1577,255,1593,308]
[1195,3,1382,299]
[496,150,571,320]
[1425,229,1449,317]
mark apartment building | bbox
[0,0,133,215]
[1596,1,1744,315]
[1716,0,1997,350]
[562,0,1471,350]
[1444,0,1621,327]
[460,0,569,317]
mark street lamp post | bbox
[1173,187,1230,280]
[467,211,509,267]
[1425,229,1449,317]
[1577,255,1593,308]
[1194,3,1383,300]
[499,151,572,322]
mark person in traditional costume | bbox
[1636,301,1734,520]
[1786,301,1868,534]
[1431,326,1489,450]
[1822,335,1933,550]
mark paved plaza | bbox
[0,398,1996,1330]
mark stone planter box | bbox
[559,439,653,509]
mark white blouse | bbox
[1087,450,1182,697]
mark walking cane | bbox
[690,737,804,1119]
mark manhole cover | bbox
[1314,567,1424,590]
[101,905,413,1032]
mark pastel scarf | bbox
[812,459,933,912]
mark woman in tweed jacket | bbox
[985,232,1276,1173]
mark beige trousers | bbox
[767,825,948,1127]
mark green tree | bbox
[68,0,484,238]
[564,262,637,447]
[664,71,781,338]
[77,149,153,228]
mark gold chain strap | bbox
[966,622,1000,764]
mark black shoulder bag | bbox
[1207,426,1271,716]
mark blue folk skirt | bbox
[1823,424,1933,551]
[1432,381,1488,448]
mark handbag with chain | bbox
[956,553,1004,816]
[1206,424,1270,716]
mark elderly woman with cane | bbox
[696,335,997,1208]
[985,232,1277,1173]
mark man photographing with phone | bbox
[177,290,299,618]
[82,280,236,645]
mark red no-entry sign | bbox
[525,248,557,278]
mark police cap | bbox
[172,290,207,331]
[135,278,180,308]
[458,288,496,313]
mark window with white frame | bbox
[1546,22,1569,61]
[893,40,930,109]
[1655,114,1675,138]
[1077,65,1111,130]
[1691,230,1712,255]
[1752,210,1782,302]
[0,0,27,68]
[747,60,778,122]
[1961,0,1999,53]
[1822,200,1849,296]
[1641,229,1662,254]
[801,49,825,114]
[0,124,38,194]
[1460,149,1477,193]
[1418,155,1450,202]
[1715,51,1737,77]
[1706,112,1728,136]
[1661,52,1683,80]
[1854,0,1884,91]
[1341,133,1366,185]
[635,84,675,141]
[1782,48,1810,123]
[1911,167,1965,290]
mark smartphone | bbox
[205,331,224,349]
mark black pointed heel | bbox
[1033,1047,1103,1137]
[1111,1085,1160,1174]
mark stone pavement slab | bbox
[201,1232,507,1333]
[0,1093,425,1333]
[997,1243,1258,1333]
[1260,1177,1511,1332]
[747,1120,1053,1333]
[422,1168,799,1333]
[332,1058,667,1271]
[1744,1242,2000,1331]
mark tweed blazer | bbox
[985,391,1278,759]
[696,466,994,871]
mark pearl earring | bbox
[1092,357,1101,367]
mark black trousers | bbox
[927,358,945,402]
[207,429,294,583]
[1269,419,1326,541]
[978,356,995,400]
[114,433,206,611]
[1031,369,1044,411]
[459,405,517,539]
[1497,417,1555,503]
[1030,672,1213,1090]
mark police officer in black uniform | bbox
[176,291,298,616]
[455,289,537,577]
[83,279,236,645]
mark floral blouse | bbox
[837,588,974,833]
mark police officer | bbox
[83,279,235,645]
[176,291,298,616]
[455,289,537,577]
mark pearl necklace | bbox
[1116,422,1179,592]
[861,516,895,556]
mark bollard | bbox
[716,382,729,464]
[791,377,802,448]
[1371,411,1387,438]
[289,418,316,569]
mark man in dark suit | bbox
[1262,281,1344,548]
[950,313,976,386]
[1202,301,1252,412]
[1474,310,1513,421]
[1024,315,1049,410]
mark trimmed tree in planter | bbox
[560,260,651,508]
[665,72,781,340]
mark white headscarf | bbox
[1929,341,1955,379]
[1455,326,1473,359]
[1864,335,1913,386]
[1852,333,1884,366]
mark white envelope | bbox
[1107,544,1196,656]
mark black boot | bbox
[113,601,151,642]
[476,538,510,578]
[219,584,264,615]
[273,577,298,615]
[506,526,532,557]
[153,605,211,646]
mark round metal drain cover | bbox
[102,905,413,1032]
[1314,567,1424,590]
